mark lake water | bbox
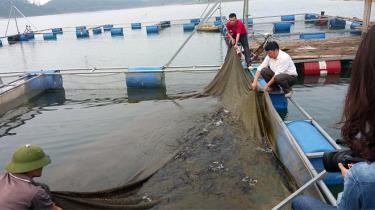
[0,0,373,196]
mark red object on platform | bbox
[302,60,341,75]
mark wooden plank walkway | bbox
[250,36,361,63]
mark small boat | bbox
[197,24,221,32]
[249,66,343,208]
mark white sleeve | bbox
[257,56,269,72]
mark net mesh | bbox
[51,47,280,209]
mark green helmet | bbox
[5,144,51,173]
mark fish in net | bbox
[51,47,278,209]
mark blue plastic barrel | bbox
[350,21,362,29]
[350,21,362,35]
[27,70,64,90]
[214,20,222,26]
[43,33,57,40]
[183,23,195,31]
[25,33,35,40]
[305,14,317,23]
[248,17,253,26]
[221,27,227,34]
[216,16,222,21]
[131,23,142,30]
[111,28,124,36]
[92,27,102,35]
[19,34,29,41]
[273,22,291,33]
[103,24,113,31]
[270,94,288,110]
[52,28,63,34]
[126,67,165,88]
[146,25,159,34]
[281,15,295,22]
[76,29,89,38]
[190,18,200,25]
[299,32,326,39]
[329,18,346,29]
[76,26,86,31]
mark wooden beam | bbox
[362,0,373,36]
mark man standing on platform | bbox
[251,41,298,98]
[226,13,252,68]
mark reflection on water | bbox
[0,91,66,138]
[127,87,167,103]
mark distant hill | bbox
[0,0,216,17]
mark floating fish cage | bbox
[299,32,326,39]
[103,24,114,31]
[183,23,195,31]
[93,27,102,35]
[111,28,124,36]
[131,23,142,30]
[43,33,57,40]
[273,22,292,33]
[146,25,160,34]
[52,28,63,34]
[76,29,89,38]
[329,18,346,29]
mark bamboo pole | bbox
[362,0,373,36]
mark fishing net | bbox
[51,47,284,209]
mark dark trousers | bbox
[227,34,252,67]
[261,67,297,93]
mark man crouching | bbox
[251,41,298,97]
[0,144,62,210]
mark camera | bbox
[323,149,365,172]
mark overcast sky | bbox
[27,0,51,5]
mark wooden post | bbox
[362,0,372,36]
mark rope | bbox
[4,6,13,37]
[163,1,221,68]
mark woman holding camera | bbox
[292,25,375,209]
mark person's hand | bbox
[231,38,236,45]
[263,85,269,92]
[338,163,348,177]
[251,81,257,90]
